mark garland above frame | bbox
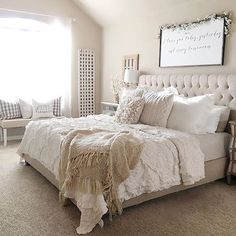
[158,12,232,38]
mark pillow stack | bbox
[167,95,230,134]
[0,97,62,120]
[115,87,230,134]
[115,88,174,127]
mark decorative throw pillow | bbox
[139,91,174,127]
[32,100,54,120]
[167,95,214,134]
[115,96,145,124]
[19,98,32,119]
[53,97,62,116]
[0,99,22,120]
[119,88,144,103]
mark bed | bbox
[18,73,236,234]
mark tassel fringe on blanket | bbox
[59,129,144,215]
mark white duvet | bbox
[18,115,205,234]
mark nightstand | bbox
[227,121,236,184]
[101,102,119,116]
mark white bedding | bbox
[18,115,205,234]
[194,132,230,161]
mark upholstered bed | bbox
[18,73,236,234]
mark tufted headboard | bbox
[138,74,236,120]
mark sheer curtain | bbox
[0,9,72,116]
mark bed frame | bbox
[23,73,236,208]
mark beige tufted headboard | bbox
[138,74,236,120]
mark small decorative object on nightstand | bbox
[227,121,236,184]
[101,102,119,116]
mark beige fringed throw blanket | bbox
[59,129,144,215]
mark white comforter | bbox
[18,115,205,234]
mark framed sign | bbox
[159,16,228,67]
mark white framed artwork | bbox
[159,17,226,67]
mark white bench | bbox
[0,118,31,146]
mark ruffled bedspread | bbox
[18,115,205,234]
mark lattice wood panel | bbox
[78,49,95,117]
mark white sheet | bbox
[194,132,230,161]
[18,115,205,234]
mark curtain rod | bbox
[0,7,77,22]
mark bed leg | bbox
[25,161,30,166]
[227,175,231,185]
[59,192,70,206]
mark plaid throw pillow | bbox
[0,100,22,120]
[53,97,62,116]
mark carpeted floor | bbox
[1,142,236,236]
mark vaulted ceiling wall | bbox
[73,0,236,102]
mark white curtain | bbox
[0,9,72,116]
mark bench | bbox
[0,118,31,146]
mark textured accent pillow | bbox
[115,96,145,124]
[19,99,32,119]
[139,91,174,127]
[120,88,144,103]
[53,97,62,116]
[32,100,54,120]
[0,99,22,120]
[167,95,214,134]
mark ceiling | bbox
[72,0,187,27]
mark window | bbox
[0,16,71,108]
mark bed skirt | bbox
[22,154,227,208]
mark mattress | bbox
[194,132,230,161]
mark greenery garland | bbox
[160,12,232,36]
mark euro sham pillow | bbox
[0,99,22,120]
[167,94,214,134]
[18,98,32,119]
[32,100,54,120]
[139,91,174,127]
[115,96,145,124]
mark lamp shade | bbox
[124,69,139,84]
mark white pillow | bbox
[19,98,32,119]
[215,105,230,132]
[167,95,214,134]
[140,91,174,127]
[32,100,54,120]
[164,86,179,95]
[115,96,145,124]
[205,107,223,133]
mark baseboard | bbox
[7,135,23,141]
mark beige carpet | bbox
[1,142,236,236]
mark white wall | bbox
[101,0,236,102]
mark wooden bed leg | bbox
[227,175,231,185]
[25,161,30,166]
[59,192,70,206]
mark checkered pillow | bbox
[0,100,22,120]
[53,97,62,116]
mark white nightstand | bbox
[101,102,119,116]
